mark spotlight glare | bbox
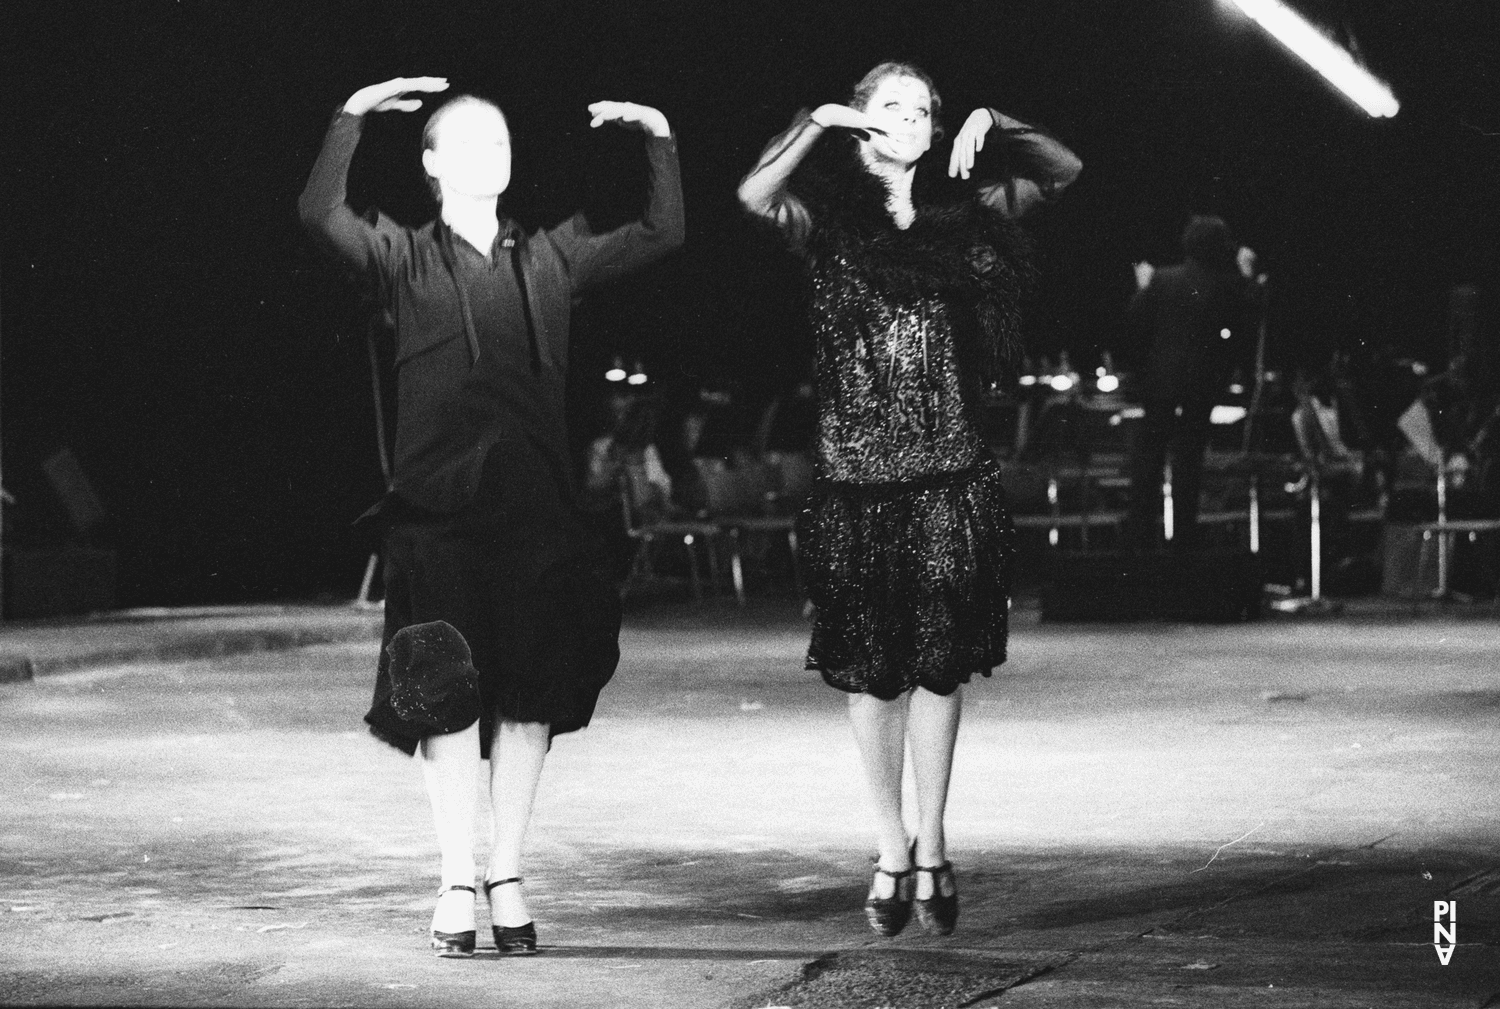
[1229,0,1399,118]
[1096,374,1120,393]
[626,372,648,386]
[1049,374,1075,392]
[1018,374,1038,386]
[605,368,628,382]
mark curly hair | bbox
[849,61,945,143]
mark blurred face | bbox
[422,101,511,200]
[858,75,933,166]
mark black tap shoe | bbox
[485,877,539,955]
[429,884,477,957]
[863,861,914,937]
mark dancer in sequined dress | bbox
[738,62,1079,936]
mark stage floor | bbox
[2,600,1497,1006]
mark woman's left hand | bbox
[588,101,671,138]
[948,108,995,179]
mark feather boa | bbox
[788,131,1036,385]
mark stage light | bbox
[1221,328,1232,340]
[1097,374,1120,393]
[605,356,627,382]
[1211,405,1249,425]
[1049,374,1075,392]
[1226,0,1399,118]
[627,362,648,386]
[1018,374,1038,386]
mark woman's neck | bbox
[862,154,916,229]
[440,191,500,256]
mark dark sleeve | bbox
[1235,276,1265,347]
[297,111,402,279]
[547,133,685,294]
[1125,279,1157,329]
[976,111,1083,219]
[737,110,825,249]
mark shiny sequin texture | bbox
[800,254,1018,700]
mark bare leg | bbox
[485,719,550,927]
[420,722,481,931]
[907,685,962,899]
[847,692,912,898]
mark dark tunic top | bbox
[300,110,683,752]
[298,111,684,518]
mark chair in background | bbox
[617,477,728,603]
[696,456,806,603]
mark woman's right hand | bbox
[343,76,450,116]
[809,103,885,136]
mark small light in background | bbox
[1049,374,1075,392]
[1220,328,1232,340]
[605,356,627,383]
[1018,374,1038,386]
[626,361,649,386]
[1096,374,1120,393]
[1211,405,1249,425]
[1229,383,1246,395]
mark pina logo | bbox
[1433,901,1457,965]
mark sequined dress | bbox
[783,146,1029,700]
[800,255,1017,699]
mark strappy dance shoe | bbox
[429,884,477,957]
[913,861,959,935]
[484,877,538,955]
[863,860,914,937]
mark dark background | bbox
[3,0,1497,604]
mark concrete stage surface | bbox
[2,600,1498,1007]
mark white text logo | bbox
[1434,900,1457,965]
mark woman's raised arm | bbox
[947,108,1081,219]
[737,104,880,242]
[298,77,449,272]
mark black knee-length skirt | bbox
[800,459,1016,700]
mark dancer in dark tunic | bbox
[738,61,1079,936]
[300,76,683,956]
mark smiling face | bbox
[421,98,512,201]
[857,74,934,167]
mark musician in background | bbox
[1124,215,1263,551]
[1398,350,1500,519]
[1397,284,1500,595]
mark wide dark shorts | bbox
[364,444,621,758]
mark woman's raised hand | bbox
[809,104,885,138]
[343,77,450,117]
[588,101,671,138]
[947,108,995,179]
